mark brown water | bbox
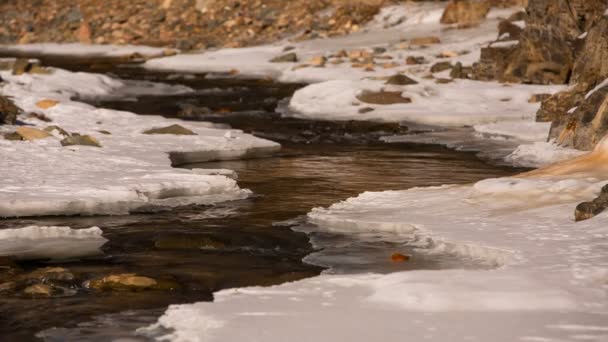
[0,57,523,341]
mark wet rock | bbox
[89,273,179,292]
[309,55,327,67]
[36,99,59,109]
[372,47,387,54]
[440,0,491,25]
[435,78,454,84]
[410,36,441,46]
[471,45,516,81]
[450,62,472,79]
[528,93,552,103]
[23,284,53,297]
[430,61,453,73]
[11,58,32,75]
[391,253,410,262]
[498,19,523,41]
[0,282,16,293]
[98,130,112,135]
[143,124,196,135]
[154,236,226,250]
[15,127,52,141]
[0,95,21,125]
[27,267,75,283]
[60,135,102,147]
[26,112,52,122]
[270,52,298,63]
[357,90,412,105]
[385,74,418,86]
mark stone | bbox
[574,201,605,222]
[36,99,59,109]
[143,124,196,135]
[406,56,425,65]
[357,90,412,105]
[89,273,179,292]
[15,127,52,141]
[450,62,472,79]
[471,45,516,81]
[23,284,53,297]
[358,107,375,114]
[430,61,453,73]
[410,36,441,46]
[270,52,298,63]
[441,0,491,25]
[77,21,92,44]
[309,55,327,67]
[435,78,454,84]
[498,19,523,40]
[60,135,102,147]
[528,93,552,103]
[26,112,52,122]
[0,282,16,293]
[0,95,21,125]
[11,58,31,75]
[44,125,70,137]
[385,74,418,86]
[391,253,410,262]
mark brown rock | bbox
[309,55,327,67]
[385,74,418,86]
[143,124,196,135]
[36,99,59,109]
[440,0,491,25]
[528,93,552,103]
[391,253,410,262]
[77,21,92,44]
[0,95,21,125]
[406,56,426,65]
[430,61,453,73]
[23,284,53,297]
[15,127,52,141]
[270,52,298,63]
[410,36,441,46]
[44,125,70,137]
[357,90,412,105]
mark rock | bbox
[410,36,441,46]
[309,55,327,67]
[60,135,102,147]
[498,19,523,40]
[0,95,21,125]
[26,112,52,122]
[471,45,516,81]
[0,282,16,293]
[372,47,387,54]
[528,93,552,103]
[27,267,75,282]
[23,284,53,297]
[430,61,453,73]
[450,62,472,79]
[357,90,412,105]
[270,52,298,63]
[435,78,454,84]
[3,133,22,141]
[406,56,426,65]
[11,58,32,75]
[89,273,179,292]
[44,125,70,137]
[575,201,605,222]
[15,127,52,141]
[391,253,410,262]
[77,21,92,44]
[385,74,418,86]
[154,236,226,250]
[98,130,112,135]
[143,124,196,135]
[438,50,459,58]
[358,107,375,114]
[36,99,59,109]
[441,0,491,25]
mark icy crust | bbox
[0,226,107,260]
[146,139,608,342]
[0,69,279,217]
[0,43,171,58]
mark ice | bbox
[145,137,608,342]
[0,66,278,217]
[506,141,586,168]
[0,43,171,58]
[0,226,107,260]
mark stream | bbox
[0,57,524,341]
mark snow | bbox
[473,121,551,142]
[145,136,608,342]
[0,226,107,260]
[0,43,173,58]
[506,141,586,168]
[0,68,279,217]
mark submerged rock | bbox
[357,90,412,105]
[154,236,226,250]
[143,124,196,135]
[23,284,53,297]
[89,273,179,292]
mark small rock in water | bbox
[143,124,196,135]
[357,90,412,105]
[23,284,53,297]
[26,112,52,122]
[60,135,102,147]
[391,253,410,262]
[89,273,179,292]
[358,107,375,114]
[270,52,298,63]
[410,36,441,46]
[430,61,454,73]
[309,55,327,67]
[574,201,604,222]
[0,95,21,125]
[406,56,426,65]
[385,74,418,86]
[15,127,52,141]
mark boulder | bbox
[143,124,196,135]
[357,90,412,105]
[60,135,102,147]
[440,0,491,25]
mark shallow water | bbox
[0,57,523,340]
